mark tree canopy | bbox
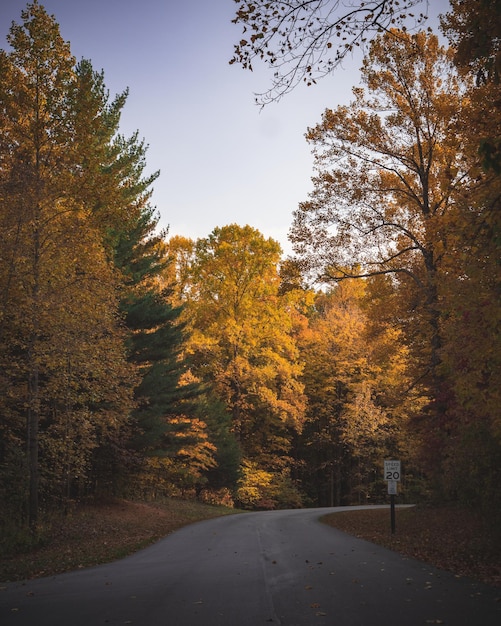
[0,2,138,527]
[290,26,501,509]
[174,225,306,463]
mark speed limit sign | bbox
[384,460,401,482]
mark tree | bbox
[193,393,241,494]
[176,225,306,502]
[435,140,501,511]
[438,229,501,510]
[290,28,501,505]
[0,2,81,528]
[441,0,501,83]
[290,30,478,409]
[116,217,215,494]
[297,279,414,506]
[441,0,501,173]
[230,0,429,104]
[436,1,501,510]
[0,3,153,526]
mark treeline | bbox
[0,3,208,530]
[1,3,500,533]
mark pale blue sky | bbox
[0,1,450,253]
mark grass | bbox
[322,505,501,588]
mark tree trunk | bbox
[27,362,39,532]
[27,213,41,532]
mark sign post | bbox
[384,460,401,534]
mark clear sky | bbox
[0,0,450,253]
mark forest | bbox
[0,1,500,535]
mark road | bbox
[1,506,500,625]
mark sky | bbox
[0,0,450,254]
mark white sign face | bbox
[384,460,401,482]
[387,480,398,495]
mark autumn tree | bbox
[442,0,501,82]
[433,2,501,510]
[440,0,501,174]
[174,225,306,507]
[164,236,242,497]
[0,2,80,527]
[230,2,500,106]
[297,278,416,506]
[291,29,474,408]
[290,28,501,506]
[58,43,213,499]
[0,3,149,526]
[437,209,501,510]
[230,0,429,104]
[434,0,501,507]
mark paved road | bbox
[1,506,500,625]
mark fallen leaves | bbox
[309,602,327,617]
[0,499,236,582]
[322,506,501,588]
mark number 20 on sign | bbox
[384,460,401,482]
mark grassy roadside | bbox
[0,498,238,582]
[322,505,501,588]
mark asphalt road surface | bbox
[1,506,500,626]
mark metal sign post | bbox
[384,461,401,534]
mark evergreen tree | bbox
[195,394,241,493]
[113,209,213,495]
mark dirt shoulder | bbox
[322,505,501,588]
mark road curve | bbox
[1,505,500,625]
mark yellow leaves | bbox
[168,416,217,472]
[235,460,274,508]
[339,382,387,447]
[301,282,414,467]
[179,225,306,463]
[236,460,303,509]
[137,416,217,495]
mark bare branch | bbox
[321,263,425,290]
[230,0,429,104]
